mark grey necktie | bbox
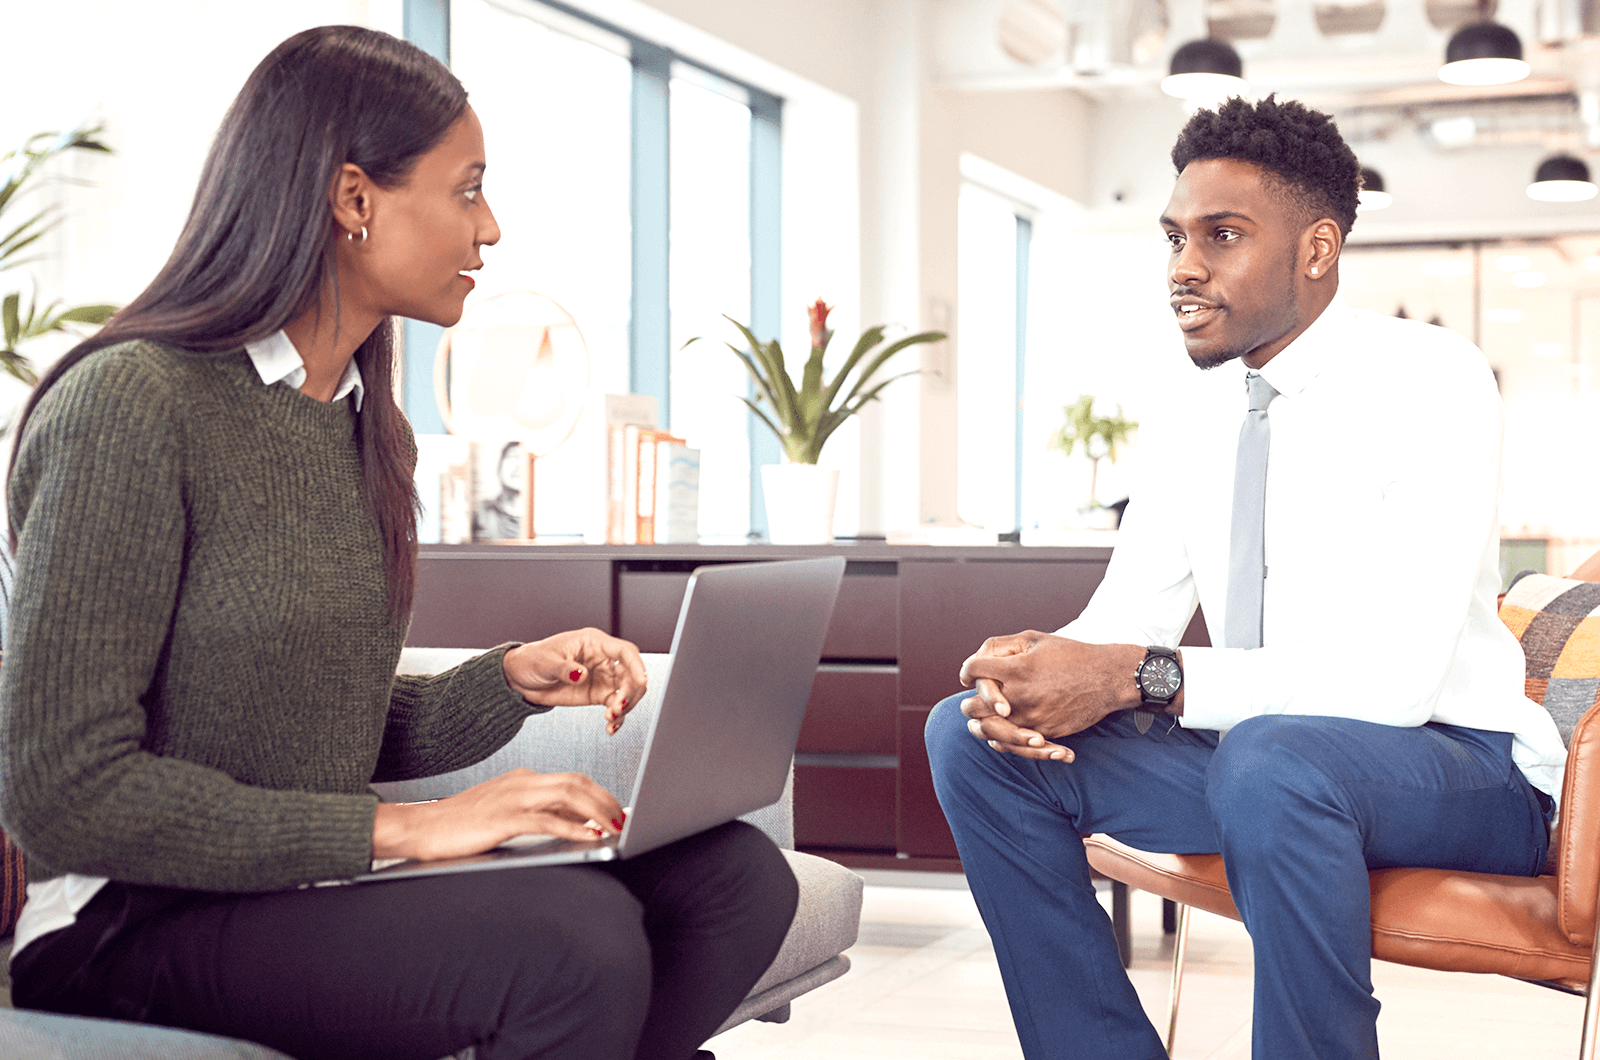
[1224,372,1279,649]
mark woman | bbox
[0,25,796,1060]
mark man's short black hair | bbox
[1171,95,1361,237]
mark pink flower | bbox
[808,299,833,351]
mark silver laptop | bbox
[334,556,845,884]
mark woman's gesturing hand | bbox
[502,627,648,734]
[372,768,626,862]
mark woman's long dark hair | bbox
[9,26,467,621]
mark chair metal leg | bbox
[1113,880,1131,968]
[1582,910,1600,1060]
[1165,903,1192,1057]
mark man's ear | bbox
[329,163,374,237]
[1304,219,1341,280]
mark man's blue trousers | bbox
[925,695,1551,1059]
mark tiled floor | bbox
[708,868,1588,1058]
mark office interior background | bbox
[9,0,1600,571]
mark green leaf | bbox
[57,303,116,325]
[833,330,943,413]
[2,292,19,350]
[0,211,57,272]
[724,341,782,410]
[736,395,784,444]
[816,324,887,418]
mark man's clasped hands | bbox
[959,633,1151,763]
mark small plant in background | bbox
[689,299,945,465]
[1,125,118,382]
[1049,395,1138,510]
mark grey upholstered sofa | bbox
[0,648,865,1059]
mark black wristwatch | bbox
[1135,645,1183,708]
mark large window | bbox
[450,0,633,536]
[668,68,753,538]
[407,0,781,539]
[957,158,1080,537]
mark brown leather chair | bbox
[1086,559,1600,1058]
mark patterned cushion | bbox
[1500,571,1600,744]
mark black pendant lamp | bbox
[1527,154,1598,202]
[1358,167,1392,210]
[1439,20,1530,86]
[1161,38,1248,100]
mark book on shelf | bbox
[415,435,474,544]
[602,394,660,544]
[654,440,701,544]
[414,436,535,544]
[470,439,535,542]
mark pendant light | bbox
[1357,167,1392,210]
[1439,19,1530,86]
[1161,38,1248,100]
[1527,154,1598,202]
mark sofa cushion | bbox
[749,851,864,996]
[0,1010,298,1060]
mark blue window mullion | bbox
[630,41,672,427]
[747,88,783,535]
[401,0,452,433]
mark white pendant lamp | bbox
[1527,154,1598,202]
[1161,38,1248,100]
[1358,167,1392,210]
[1439,20,1530,86]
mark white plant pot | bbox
[761,463,840,545]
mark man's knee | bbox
[1205,716,1348,849]
[925,691,977,780]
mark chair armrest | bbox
[1555,699,1600,945]
[375,649,795,849]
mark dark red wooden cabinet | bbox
[408,542,1209,866]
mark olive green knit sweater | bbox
[0,340,542,892]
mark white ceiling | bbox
[933,0,1600,114]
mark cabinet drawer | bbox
[798,666,897,755]
[896,706,960,859]
[617,571,691,652]
[897,559,1108,707]
[794,762,897,851]
[823,569,897,659]
[410,557,611,648]
[617,565,900,658]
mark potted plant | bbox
[1049,395,1137,526]
[2,125,118,381]
[692,300,943,543]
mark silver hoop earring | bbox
[347,225,368,245]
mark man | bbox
[924,96,1566,1060]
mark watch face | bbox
[1140,656,1182,699]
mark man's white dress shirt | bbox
[1058,294,1567,804]
[11,331,364,960]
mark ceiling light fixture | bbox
[1527,154,1599,202]
[1357,167,1392,209]
[1161,38,1248,100]
[1439,20,1530,86]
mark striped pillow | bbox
[1500,572,1600,744]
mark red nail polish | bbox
[620,697,628,707]
[569,669,582,682]
[612,818,623,830]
